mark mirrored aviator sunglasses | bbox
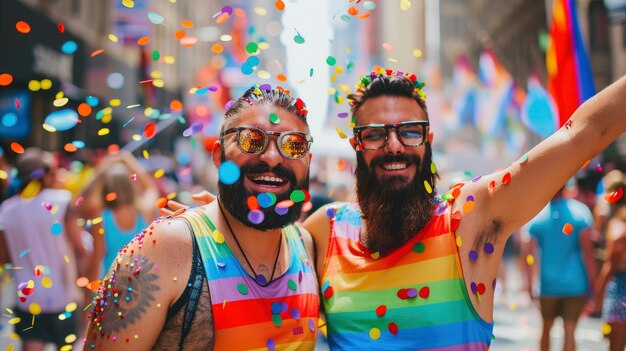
[221,126,313,159]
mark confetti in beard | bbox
[355,150,437,253]
[219,152,309,231]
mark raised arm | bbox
[83,218,192,350]
[458,76,626,239]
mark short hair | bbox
[221,84,309,134]
[348,71,428,124]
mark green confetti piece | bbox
[309,68,314,77]
[288,279,297,291]
[237,283,248,295]
[430,162,437,174]
[152,49,160,61]
[326,56,337,66]
[245,42,258,54]
[272,314,283,326]
[294,35,305,44]
[269,113,280,124]
[290,190,305,203]
[413,242,425,253]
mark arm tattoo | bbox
[88,253,161,336]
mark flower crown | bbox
[355,68,427,103]
[246,83,308,117]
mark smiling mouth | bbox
[382,162,408,171]
[250,175,287,186]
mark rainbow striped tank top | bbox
[320,203,493,350]
[182,208,319,350]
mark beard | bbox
[355,148,437,253]
[218,153,309,231]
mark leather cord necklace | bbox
[217,200,282,287]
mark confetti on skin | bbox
[484,243,494,254]
[518,153,529,165]
[580,159,591,169]
[526,254,534,265]
[501,172,512,185]
[469,250,479,261]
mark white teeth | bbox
[383,162,407,170]
[252,176,285,183]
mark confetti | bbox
[0,73,13,86]
[50,221,62,236]
[57,22,64,33]
[218,161,240,185]
[562,223,573,235]
[44,109,79,131]
[11,142,25,154]
[275,0,285,11]
[148,12,165,25]
[137,36,151,46]
[326,56,337,66]
[400,0,412,11]
[16,21,31,34]
[61,41,77,54]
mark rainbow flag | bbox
[546,0,596,127]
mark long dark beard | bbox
[355,148,437,253]
[218,153,309,231]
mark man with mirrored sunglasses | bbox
[84,85,320,350]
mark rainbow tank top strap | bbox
[179,207,319,351]
[321,203,493,351]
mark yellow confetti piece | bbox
[166,192,177,200]
[257,70,271,79]
[456,235,462,247]
[132,134,142,141]
[164,55,176,64]
[370,252,380,259]
[258,42,270,50]
[21,180,42,199]
[369,327,381,340]
[28,80,41,91]
[121,0,134,8]
[212,230,225,244]
[143,149,150,159]
[0,170,8,180]
[55,91,65,99]
[108,34,118,42]
[8,317,21,325]
[65,302,77,313]
[154,169,165,178]
[53,97,69,107]
[109,99,121,107]
[400,0,412,11]
[413,49,423,58]
[335,127,347,139]
[64,334,77,343]
[41,277,52,288]
[28,303,41,316]
[60,344,73,351]
[153,79,165,88]
[92,217,103,225]
[254,6,268,15]
[462,201,475,213]
[6,307,14,314]
[6,344,15,351]
[41,79,52,90]
[423,180,432,194]
[97,128,110,136]
[601,323,612,335]
[526,254,534,266]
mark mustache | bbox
[240,162,297,185]
[368,153,421,169]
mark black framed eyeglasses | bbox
[353,121,429,150]
[220,126,313,159]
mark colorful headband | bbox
[247,83,308,117]
[355,68,427,103]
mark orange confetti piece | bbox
[180,20,194,28]
[581,159,590,169]
[107,144,120,155]
[156,197,168,209]
[0,73,14,86]
[276,74,287,82]
[58,22,65,33]
[10,142,24,154]
[275,0,285,11]
[605,188,624,204]
[562,223,573,235]
[144,123,157,138]
[76,277,89,288]
[105,192,117,202]
[215,12,230,24]
[175,29,186,40]
[77,103,92,117]
[357,13,371,19]
[137,36,151,46]
[63,143,77,153]
[211,43,224,54]
[170,100,183,111]
[86,280,101,291]
[90,48,104,57]
[348,6,358,15]
[16,21,31,34]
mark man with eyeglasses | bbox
[300,68,626,350]
[84,85,320,350]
